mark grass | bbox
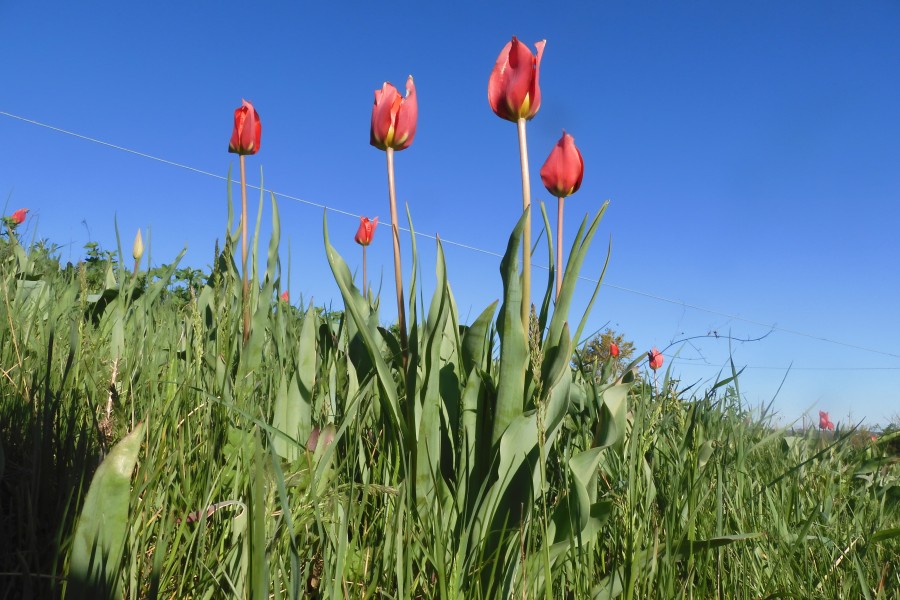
[0,200,898,599]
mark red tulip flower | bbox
[355,216,378,247]
[488,37,546,122]
[819,410,834,431]
[541,131,585,298]
[648,348,664,371]
[228,98,262,344]
[11,208,28,225]
[610,343,620,358]
[228,99,262,156]
[280,291,289,303]
[370,76,417,151]
[356,216,378,298]
[541,131,584,198]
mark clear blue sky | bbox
[2,1,898,425]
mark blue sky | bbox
[2,1,898,425]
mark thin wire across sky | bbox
[3,109,899,365]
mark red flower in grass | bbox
[228,99,261,155]
[648,347,664,371]
[609,343,620,358]
[355,216,378,246]
[370,77,417,151]
[11,208,28,225]
[488,37,546,122]
[280,291,289,303]
[819,410,834,431]
[540,131,584,198]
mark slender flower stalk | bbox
[239,154,250,342]
[516,118,534,324]
[228,99,261,344]
[385,148,408,355]
[556,197,564,298]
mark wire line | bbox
[3,109,899,360]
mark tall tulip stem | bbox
[386,148,408,362]
[556,196,564,300]
[516,118,532,328]
[362,245,368,298]
[240,154,250,345]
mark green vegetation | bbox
[1,199,898,599]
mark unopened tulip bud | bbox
[541,131,584,198]
[132,229,144,262]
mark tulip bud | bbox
[132,229,144,262]
[228,99,262,155]
[11,208,28,225]
[370,77,417,151]
[280,290,289,303]
[648,348,664,371]
[488,37,546,122]
[540,131,584,198]
[610,343,620,358]
[355,216,378,247]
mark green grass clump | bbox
[0,200,898,599]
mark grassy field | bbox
[1,200,898,599]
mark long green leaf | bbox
[68,422,145,600]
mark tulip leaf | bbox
[68,422,145,600]
[492,209,530,446]
[415,238,451,507]
[461,300,497,377]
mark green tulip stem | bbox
[362,245,368,299]
[556,196,564,300]
[240,153,250,345]
[386,148,408,363]
[517,118,532,329]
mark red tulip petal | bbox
[488,40,515,121]
[528,40,546,119]
[503,37,537,119]
[392,76,418,150]
[370,82,401,149]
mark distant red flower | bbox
[540,131,584,198]
[355,216,378,247]
[648,347,664,370]
[228,99,262,155]
[280,290,289,303]
[818,411,834,431]
[488,37,546,122]
[11,208,28,225]
[609,343,620,358]
[370,77,417,151]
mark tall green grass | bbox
[0,197,898,599]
